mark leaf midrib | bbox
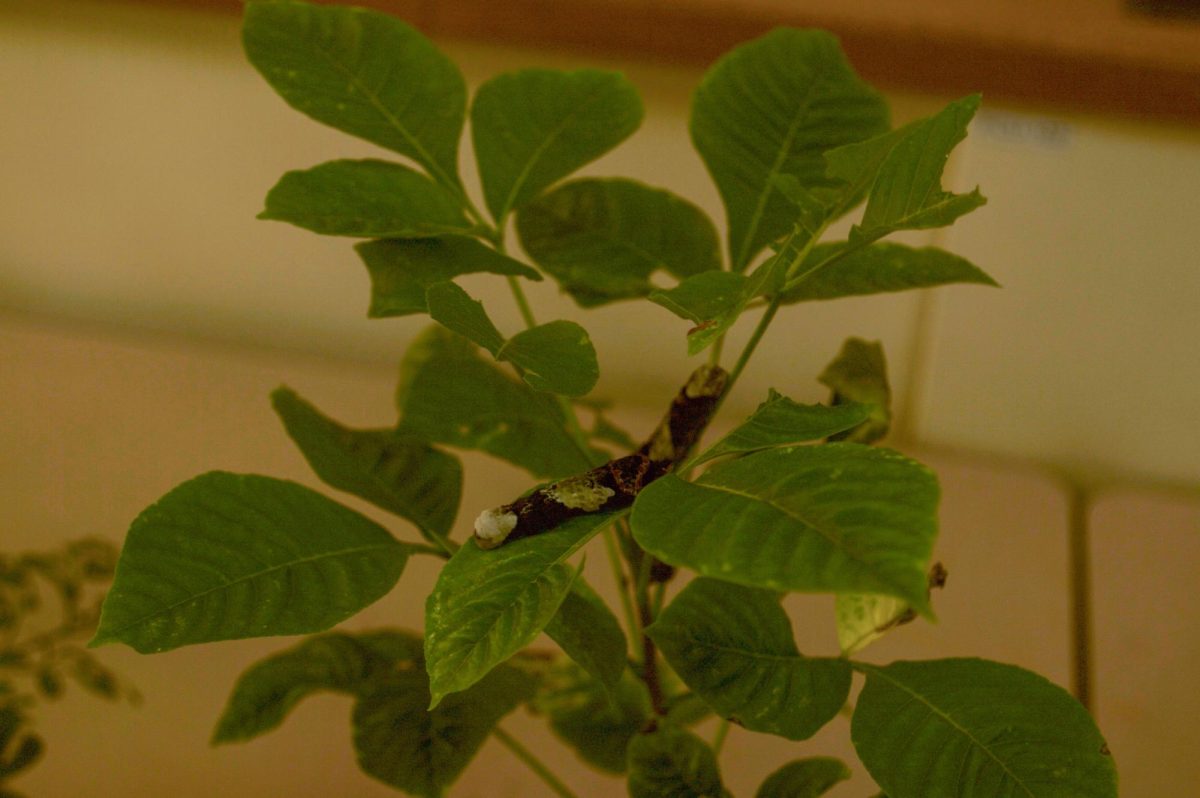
[855,664,1037,798]
[733,70,829,270]
[311,36,458,193]
[497,81,620,223]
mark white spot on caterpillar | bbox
[474,508,518,549]
[547,476,614,511]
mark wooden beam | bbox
[138,0,1200,126]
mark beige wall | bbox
[2,0,1198,795]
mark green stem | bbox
[494,726,580,798]
[602,526,640,644]
[712,718,731,756]
[724,295,782,400]
[506,275,539,329]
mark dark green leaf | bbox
[516,178,720,306]
[780,242,998,303]
[533,663,650,774]
[424,510,624,706]
[690,390,874,465]
[212,631,422,744]
[648,579,850,741]
[358,236,541,318]
[627,723,728,798]
[498,320,600,397]
[472,69,643,222]
[259,159,471,238]
[690,28,889,269]
[755,757,852,798]
[544,579,628,691]
[851,659,1118,798]
[92,473,415,653]
[354,661,536,798]
[395,327,595,478]
[272,387,462,540]
[649,256,784,356]
[425,281,506,355]
[243,1,466,189]
[631,444,938,614]
[648,272,748,326]
[591,413,638,452]
[818,338,890,444]
[424,284,600,396]
[852,95,986,242]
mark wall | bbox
[2,0,1197,795]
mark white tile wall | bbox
[3,0,1199,795]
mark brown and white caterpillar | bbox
[473,364,728,549]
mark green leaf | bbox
[533,663,650,774]
[544,579,628,691]
[649,256,785,356]
[516,178,720,306]
[354,661,536,798]
[690,390,875,466]
[818,338,891,444]
[835,592,911,656]
[851,659,1118,798]
[357,236,541,318]
[395,327,595,478]
[631,444,938,614]
[243,0,466,189]
[648,578,850,741]
[852,95,986,242]
[425,281,506,355]
[272,387,462,540]
[92,473,414,653]
[648,272,748,326]
[259,159,471,238]
[498,320,600,397]
[779,242,998,303]
[690,28,889,270]
[424,510,624,706]
[211,630,422,744]
[627,723,728,798]
[425,283,600,397]
[472,69,644,222]
[755,757,852,798]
